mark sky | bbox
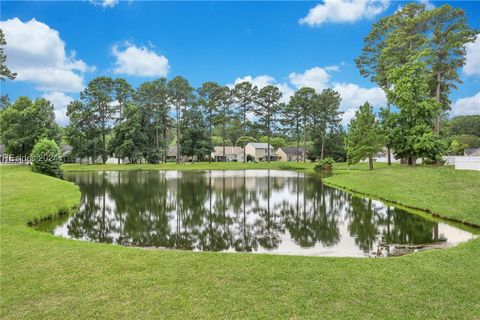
[1,0,479,126]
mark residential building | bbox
[212,146,244,162]
[245,143,276,162]
[275,147,305,162]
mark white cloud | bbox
[0,18,93,93]
[299,0,390,27]
[288,66,332,92]
[112,43,170,77]
[419,0,435,10]
[42,91,74,126]
[452,92,480,116]
[464,36,480,77]
[90,0,119,8]
[232,75,294,103]
[333,82,387,125]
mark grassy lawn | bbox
[1,164,480,319]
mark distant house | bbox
[245,143,276,162]
[212,146,244,162]
[464,148,480,157]
[275,147,305,162]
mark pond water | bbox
[35,170,477,257]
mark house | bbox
[245,143,276,162]
[275,147,305,162]
[464,148,480,157]
[212,146,244,162]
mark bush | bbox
[314,157,335,171]
[31,139,63,178]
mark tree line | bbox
[62,76,343,164]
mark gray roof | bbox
[61,144,73,156]
[167,146,177,157]
[279,147,304,156]
[247,143,273,149]
[465,148,480,156]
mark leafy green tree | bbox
[31,138,63,178]
[180,106,212,161]
[259,136,286,149]
[168,76,194,163]
[312,89,342,160]
[114,78,133,122]
[0,29,16,81]
[80,77,117,163]
[65,100,102,162]
[345,102,384,170]
[448,134,480,154]
[286,87,316,162]
[233,81,258,162]
[255,85,282,163]
[429,5,478,134]
[108,103,147,163]
[0,96,60,155]
[386,57,446,163]
[449,115,480,137]
[135,78,171,162]
[198,82,224,162]
[214,86,234,160]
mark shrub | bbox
[314,157,335,171]
[31,138,63,178]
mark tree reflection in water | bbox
[52,170,472,257]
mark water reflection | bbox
[40,170,475,257]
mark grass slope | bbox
[1,165,480,319]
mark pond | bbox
[35,170,477,257]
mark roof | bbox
[246,143,273,149]
[213,146,243,156]
[167,146,177,157]
[278,147,304,156]
[60,144,73,156]
[465,148,480,156]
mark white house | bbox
[212,146,244,162]
[245,143,276,162]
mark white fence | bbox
[454,156,480,171]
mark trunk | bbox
[163,125,167,163]
[243,106,247,163]
[102,130,106,164]
[222,115,226,162]
[296,118,300,162]
[209,111,212,164]
[435,71,441,135]
[176,104,180,164]
[368,156,373,170]
[387,100,392,166]
[303,115,307,163]
[320,122,326,160]
[156,124,160,163]
[267,121,271,164]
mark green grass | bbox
[1,164,480,319]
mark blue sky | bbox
[1,0,479,126]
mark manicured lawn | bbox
[1,164,480,319]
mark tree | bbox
[0,29,16,81]
[345,102,384,170]
[114,78,133,122]
[31,138,63,178]
[386,56,445,163]
[233,81,258,162]
[198,82,224,162]
[180,106,212,161]
[0,96,60,155]
[255,85,282,163]
[135,78,170,162]
[168,76,194,164]
[108,103,147,163]
[449,115,480,137]
[259,136,286,149]
[80,77,117,163]
[215,86,234,160]
[286,87,316,162]
[313,89,342,160]
[65,100,102,162]
[429,5,478,134]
